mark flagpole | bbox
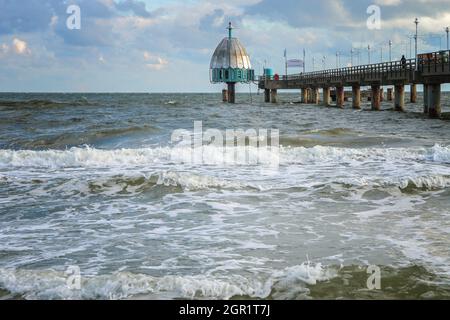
[284,49,288,79]
[303,49,306,73]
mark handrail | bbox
[259,58,416,82]
[259,50,450,83]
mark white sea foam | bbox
[0,262,335,300]
[1,145,447,169]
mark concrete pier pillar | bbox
[301,88,307,103]
[306,88,312,103]
[264,89,270,103]
[387,88,393,101]
[423,84,429,114]
[428,84,442,118]
[352,85,361,109]
[270,89,278,104]
[222,89,228,102]
[313,88,319,104]
[380,87,384,102]
[323,87,330,106]
[336,86,345,108]
[410,84,417,103]
[394,85,405,112]
[371,85,381,111]
[227,83,235,104]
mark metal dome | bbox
[210,37,252,70]
[209,22,255,85]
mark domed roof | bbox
[210,37,252,70]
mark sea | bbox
[0,92,449,300]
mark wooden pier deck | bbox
[258,50,450,118]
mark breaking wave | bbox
[0,263,334,300]
[0,144,449,168]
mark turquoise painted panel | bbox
[211,68,255,83]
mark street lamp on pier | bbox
[446,27,449,50]
[414,18,419,70]
[389,40,392,62]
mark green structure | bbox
[210,22,255,103]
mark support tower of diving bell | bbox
[210,22,255,103]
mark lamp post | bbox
[389,40,392,62]
[351,48,354,66]
[446,27,449,50]
[336,51,340,68]
[322,56,326,70]
[414,18,419,70]
[368,45,371,64]
[312,57,315,71]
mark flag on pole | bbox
[287,59,304,68]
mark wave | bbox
[88,172,251,192]
[0,262,334,300]
[302,128,359,136]
[0,98,97,109]
[3,145,449,168]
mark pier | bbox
[259,50,450,118]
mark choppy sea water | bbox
[0,92,449,300]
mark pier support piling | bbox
[352,85,361,109]
[387,88,393,101]
[371,85,381,111]
[301,88,307,103]
[227,83,235,104]
[270,89,278,104]
[394,85,405,112]
[306,88,313,103]
[264,89,270,103]
[410,84,417,103]
[423,84,429,114]
[323,87,330,106]
[380,87,384,102]
[336,86,345,108]
[222,89,228,102]
[313,88,319,104]
[428,84,442,118]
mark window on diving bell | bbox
[225,70,229,80]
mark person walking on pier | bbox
[401,55,407,68]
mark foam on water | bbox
[0,144,449,168]
[0,262,335,300]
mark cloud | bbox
[0,0,450,92]
[12,38,30,55]
[115,0,152,17]
[143,51,168,70]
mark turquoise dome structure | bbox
[210,22,255,103]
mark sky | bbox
[0,0,449,92]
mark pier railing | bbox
[259,59,416,85]
[418,50,450,75]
